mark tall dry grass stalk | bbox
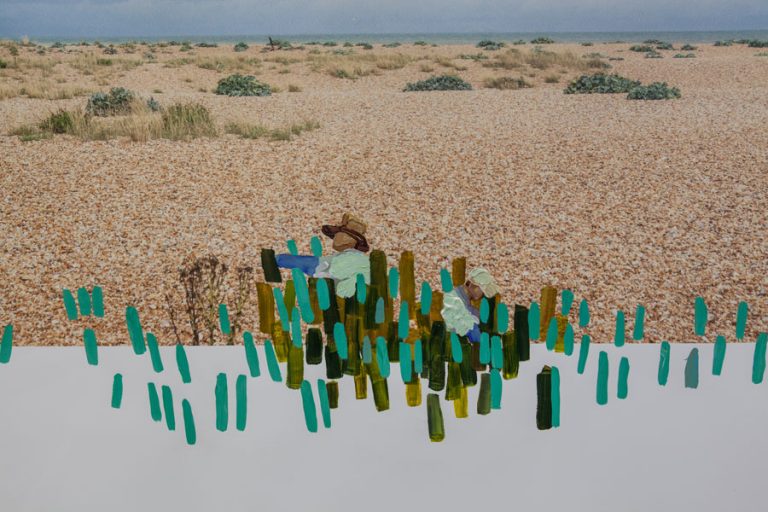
[10,101,218,142]
[483,48,593,71]
[308,52,414,78]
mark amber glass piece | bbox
[256,282,275,335]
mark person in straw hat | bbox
[441,267,500,342]
[276,213,371,298]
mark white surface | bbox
[0,343,766,512]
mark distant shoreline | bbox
[11,29,768,45]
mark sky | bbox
[1,0,766,38]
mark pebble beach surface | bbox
[1,41,766,345]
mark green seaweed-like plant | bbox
[477,40,505,51]
[86,87,135,116]
[233,42,249,52]
[403,75,472,91]
[563,73,640,94]
[215,74,271,96]
[627,82,681,100]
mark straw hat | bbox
[321,213,370,252]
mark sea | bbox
[28,30,768,46]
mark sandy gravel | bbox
[0,41,766,345]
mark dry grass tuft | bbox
[226,119,319,141]
[483,76,532,90]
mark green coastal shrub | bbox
[103,46,118,55]
[86,87,135,116]
[563,73,640,94]
[39,110,74,133]
[627,82,681,100]
[748,40,768,48]
[680,44,697,51]
[713,40,733,46]
[512,40,527,45]
[382,42,401,48]
[196,42,218,48]
[215,74,271,96]
[404,75,472,91]
[655,41,674,50]
[531,37,555,44]
[413,41,428,46]
[645,50,663,58]
[146,97,161,112]
[630,45,653,52]
[477,40,505,51]
[233,42,249,52]
[458,53,488,60]
[674,53,696,58]
[0,59,7,68]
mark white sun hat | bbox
[467,267,500,297]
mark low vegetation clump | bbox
[103,46,118,55]
[756,52,768,57]
[233,42,249,52]
[382,42,401,48]
[564,73,680,100]
[0,59,7,69]
[196,42,218,48]
[627,82,681,100]
[160,103,217,139]
[645,51,663,58]
[581,42,594,46]
[10,125,53,142]
[512,40,526,45]
[215,74,271,96]
[12,102,217,142]
[225,120,319,141]
[629,45,654,52]
[680,44,697,51]
[322,41,338,47]
[146,97,161,111]
[713,40,733,46]
[483,47,587,71]
[86,87,135,116]
[674,53,696,58]
[654,41,674,50]
[563,73,640,94]
[531,37,555,44]
[267,38,293,50]
[403,74,472,91]
[39,110,74,133]
[483,76,531,90]
[458,53,488,60]
[413,41,428,46]
[747,40,768,48]
[477,40,505,51]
